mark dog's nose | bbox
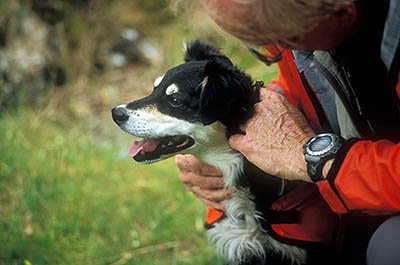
[111,107,129,124]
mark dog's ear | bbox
[198,59,261,127]
[198,61,222,125]
[184,40,233,66]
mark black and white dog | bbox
[111,40,307,265]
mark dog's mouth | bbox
[128,135,195,163]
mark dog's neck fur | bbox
[190,121,244,188]
[202,149,243,189]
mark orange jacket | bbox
[268,49,400,216]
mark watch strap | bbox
[306,154,334,182]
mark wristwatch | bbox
[303,133,345,182]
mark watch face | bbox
[310,135,332,152]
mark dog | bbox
[111,40,307,265]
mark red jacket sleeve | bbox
[318,139,400,215]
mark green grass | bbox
[0,109,224,265]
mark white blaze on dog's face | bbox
[165,84,179,96]
[153,75,164,87]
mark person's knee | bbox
[367,215,400,265]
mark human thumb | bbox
[228,133,244,152]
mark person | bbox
[175,0,400,264]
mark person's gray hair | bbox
[171,0,354,46]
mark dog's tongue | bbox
[128,139,159,157]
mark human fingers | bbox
[184,184,232,211]
[175,154,222,176]
[228,133,246,153]
[259,86,272,98]
[189,185,234,202]
[179,170,225,189]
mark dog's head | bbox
[112,40,262,163]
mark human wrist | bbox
[287,133,315,182]
[299,135,314,182]
[322,159,334,179]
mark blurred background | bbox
[0,0,277,264]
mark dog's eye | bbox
[168,95,183,108]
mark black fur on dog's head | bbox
[112,40,263,163]
[116,40,262,130]
[184,40,262,132]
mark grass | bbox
[0,108,225,265]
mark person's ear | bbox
[333,2,359,29]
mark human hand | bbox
[175,154,234,211]
[229,89,315,182]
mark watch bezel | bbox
[304,133,341,157]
